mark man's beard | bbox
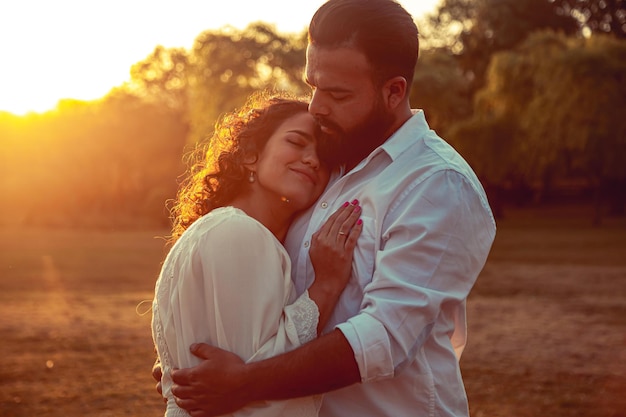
[326,99,395,170]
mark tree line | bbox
[1,0,624,228]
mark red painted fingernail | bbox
[357,219,363,225]
[353,205,361,212]
[351,199,359,205]
[342,201,350,207]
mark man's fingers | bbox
[175,396,198,411]
[152,363,163,382]
[189,342,216,360]
[171,367,193,385]
[152,359,165,398]
[171,381,197,399]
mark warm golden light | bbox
[0,0,439,115]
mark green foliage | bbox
[449,30,626,219]
[187,23,307,144]
[428,0,579,90]
[0,24,309,229]
[448,113,521,184]
[126,23,308,146]
[524,33,626,181]
[3,13,624,228]
[129,45,190,113]
[410,48,472,136]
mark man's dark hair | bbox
[308,0,419,86]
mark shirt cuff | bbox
[335,313,394,382]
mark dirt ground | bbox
[0,205,624,417]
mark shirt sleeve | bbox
[209,216,317,360]
[336,169,496,382]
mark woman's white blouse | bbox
[152,207,321,417]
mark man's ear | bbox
[382,76,408,110]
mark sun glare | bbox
[0,0,439,116]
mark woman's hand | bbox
[308,200,363,332]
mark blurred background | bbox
[1,0,624,229]
[1,1,625,416]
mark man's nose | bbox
[308,91,329,117]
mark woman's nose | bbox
[303,148,321,169]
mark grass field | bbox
[1,205,624,417]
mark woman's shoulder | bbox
[191,207,288,267]
[192,206,274,245]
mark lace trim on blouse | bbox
[287,289,320,344]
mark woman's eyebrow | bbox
[287,129,315,142]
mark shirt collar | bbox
[336,109,430,176]
[378,109,429,161]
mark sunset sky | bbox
[0,0,440,115]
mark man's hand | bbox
[151,357,166,403]
[171,343,251,417]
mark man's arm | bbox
[171,329,360,417]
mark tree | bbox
[427,0,579,90]
[85,90,188,224]
[451,31,626,223]
[447,114,523,218]
[446,33,551,212]
[410,48,472,137]
[128,45,190,114]
[187,23,307,144]
[555,0,626,38]
[0,90,190,228]
[522,32,626,221]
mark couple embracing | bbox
[151,1,496,416]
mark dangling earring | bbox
[248,171,255,183]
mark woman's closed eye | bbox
[287,135,308,147]
[329,92,350,101]
[288,139,305,147]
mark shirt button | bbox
[321,202,328,209]
[304,241,310,248]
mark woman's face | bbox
[252,111,330,211]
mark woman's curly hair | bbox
[168,91,339,242]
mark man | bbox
[157,1,496,415]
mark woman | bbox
[151,92,362,417]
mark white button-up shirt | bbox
[284,110,496,417]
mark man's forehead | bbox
[305,45,370,86]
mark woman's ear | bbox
[242,152,258,173]
[383,76,408,110]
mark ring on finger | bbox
[338,231,347,236]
